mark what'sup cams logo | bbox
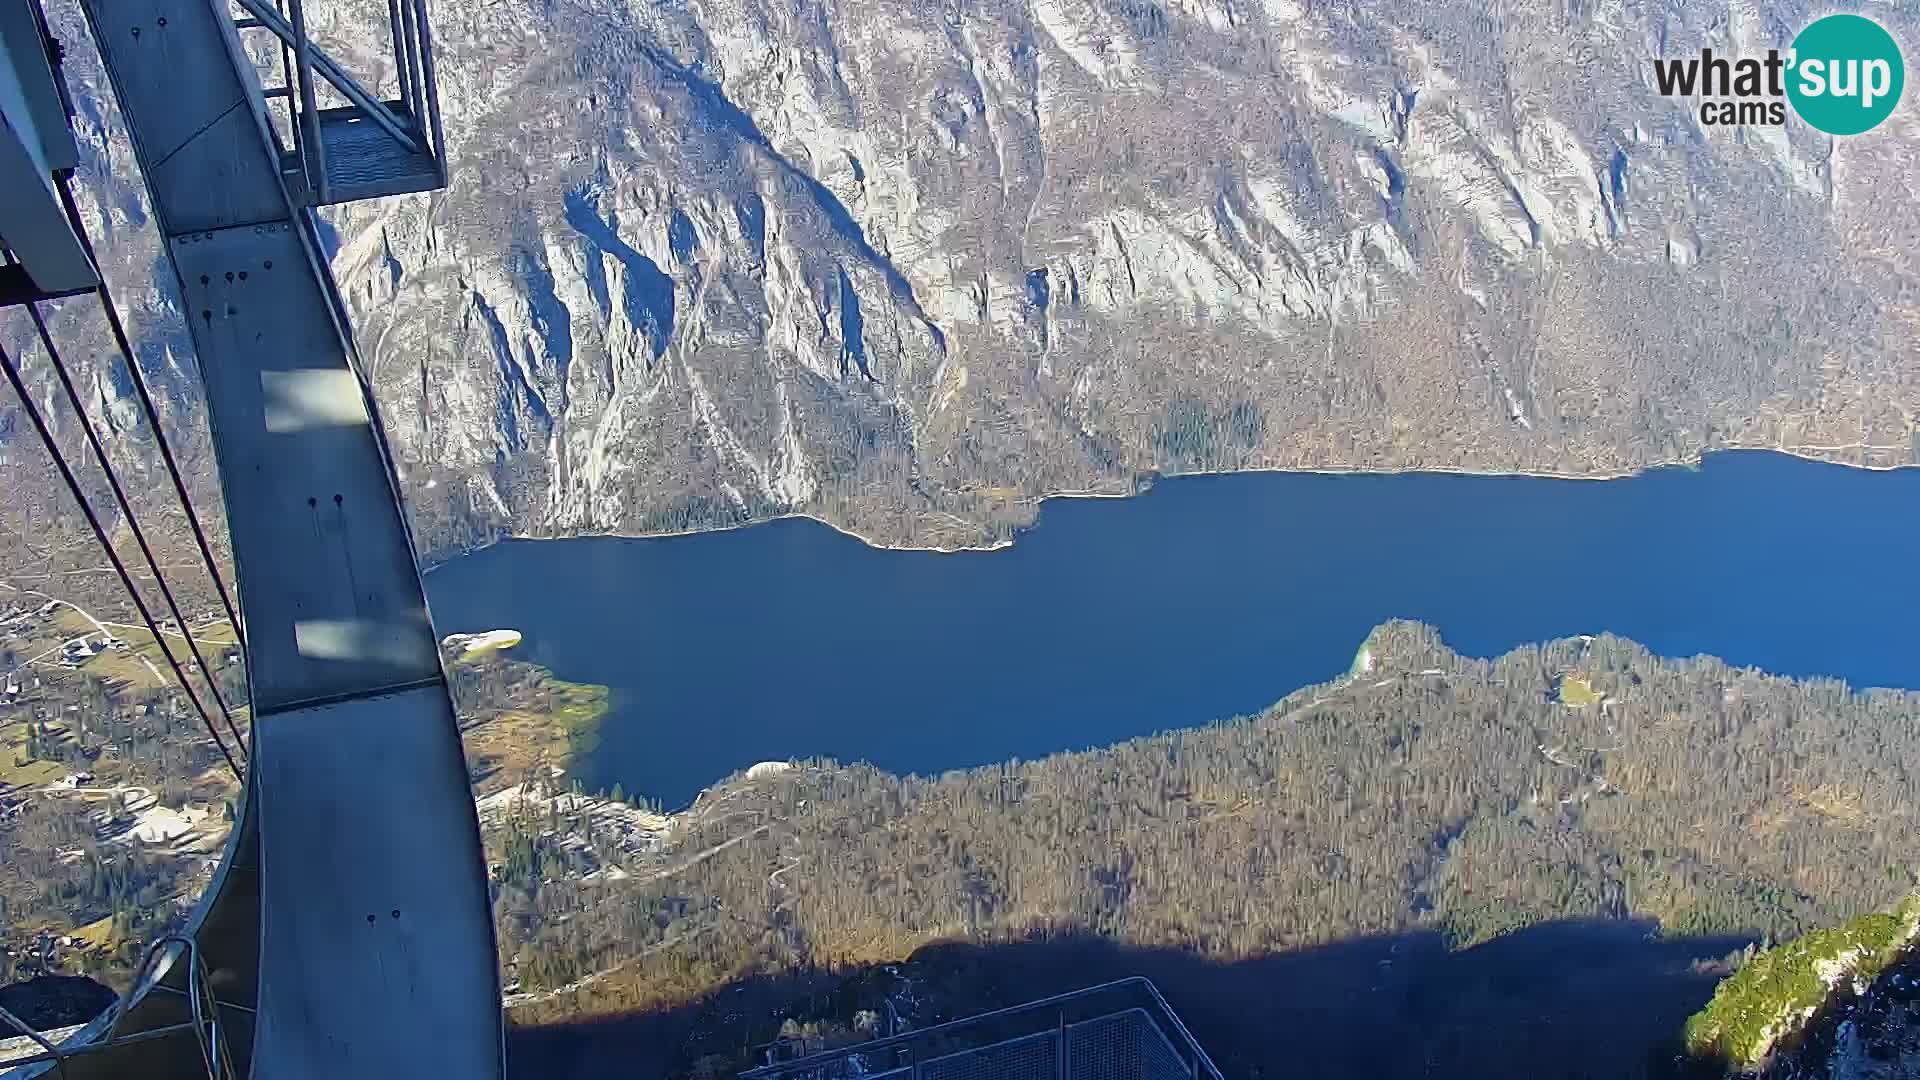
[1652,13,1905,135]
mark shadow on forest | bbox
[508,918,1753,1080]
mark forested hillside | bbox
[484,621,1918,1075]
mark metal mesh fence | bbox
[1129,1013,1193,1080]
[741,978,1220,1080]
[923,1031,1058,1080]
[850,1011,1195,1080]
[1067,1011,1192,1080]
[1067,1013,1134,1080]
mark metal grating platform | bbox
[313,104,441,203]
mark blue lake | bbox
[424,452,1920,808]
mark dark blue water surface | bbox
[424,452,1920,808]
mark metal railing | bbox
[227,0,447,204]
[741,977,1224,1080]
[0,937,239,1078]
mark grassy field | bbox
[461,668,610,796]
[69,913,117,950]
[1556,674,1604,707]
[2,607,244,785]
[10,609,240,700]
[0,722,69,787]
[63,612,238,692]
[4,618,71,671]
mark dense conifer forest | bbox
[482,622,1918,1076]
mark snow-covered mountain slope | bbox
[13,0,1920,559]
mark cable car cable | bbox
[22,300,249,759]
[0,339,242,780]
[52,174,248,655]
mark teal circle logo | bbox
[1788,14,1905,135]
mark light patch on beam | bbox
[261,368,369,432]
[294,617,424,664]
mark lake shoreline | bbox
[421,445,1917,571]
[424,448,1920,808]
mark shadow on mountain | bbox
[508,918,1756,1080]
[564,188,674,362]
[836,266,869,380]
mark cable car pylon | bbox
[1,0,499,1072]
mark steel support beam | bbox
[10,0,505,1074]
[0,0,97,294]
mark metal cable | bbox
[51,174,247,655]
[22,301,249,759]
[0,1000,68,1079]
[133,935,236,1079]
[0,340,242,779]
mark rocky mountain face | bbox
[1685,901,1920,1080]
[1814,951,1920,1080]
[12,0,1920,561]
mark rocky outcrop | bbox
[1686,899,1920,1075]
[1821,953,1920,1080]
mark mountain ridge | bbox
[7,0,1918,569]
